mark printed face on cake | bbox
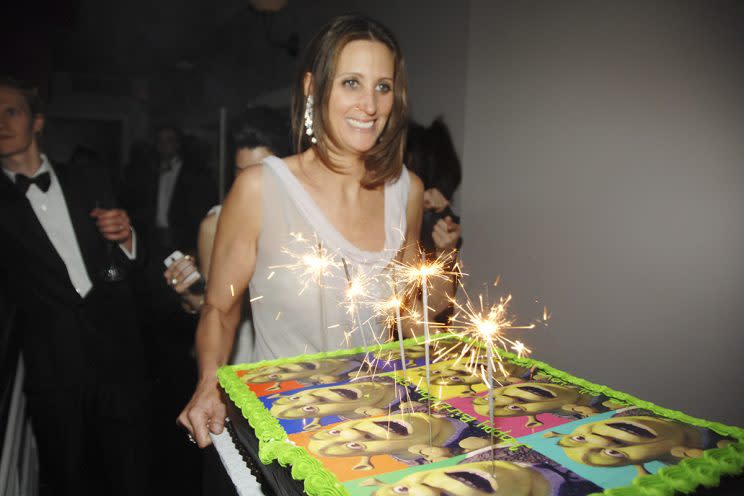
[372,461,550,496]
[270,380,397,419]
[555,415,704,469]
[473,382,590,417]
[308,412,459,464]
[240,359,353,384]
[430,361,527,387]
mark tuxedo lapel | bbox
[54,163,101,281]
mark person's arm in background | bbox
[177,164,262,448]
[163,211,219,313]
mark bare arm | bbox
[401,171,424,337]
[177,165,262,447]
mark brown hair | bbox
[290,14,408,189]
[0,77,43,117]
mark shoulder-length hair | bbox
[290,14,408,189]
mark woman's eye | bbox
[571,435,586,443]
[507,404,524,411]
[343,79,359,89]
[329,429,341,436]
[375,82,391,93]
[289,396,300,401]
[393,486,409,494]
[345,442,364,450]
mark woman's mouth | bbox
[347,118,374,129]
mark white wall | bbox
[461,0,744,425]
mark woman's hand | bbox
[423,187,449,212]
[432,216,461,255]
[177,376,226,448]
[163,255,200,295]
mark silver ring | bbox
[187,433,196,444]
[171,277,178,286]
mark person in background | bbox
[405,117,463,323]
[0,77,150,495]
[163,105,291,363]
[178,14,461,449]
[121,126,216,495]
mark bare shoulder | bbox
[407,169,424,199]
[230,163,263,199]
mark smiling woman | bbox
[177,15,431,452]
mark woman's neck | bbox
[300,148,367,193]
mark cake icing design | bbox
[220,335,744,495]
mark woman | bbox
[163,106,290,362]
[179,15,451,447]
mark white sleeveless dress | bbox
[248,156,410,362]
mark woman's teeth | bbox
[347,118,374,129]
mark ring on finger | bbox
[187,433,196,445]
[171,277,178,286]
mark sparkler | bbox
[342,258,369,359]
[270,232,340,295]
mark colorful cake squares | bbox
[221,337,744,495]
[344,445,604,495]
[517,407,737,490]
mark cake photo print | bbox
[517,407,739,490]
[287,404,494,482]
[221,337,744,496]
[344,445,603,496]
[260,375,423,434]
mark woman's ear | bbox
[303,73,313,97]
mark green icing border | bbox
[218,334,744,496]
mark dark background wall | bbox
[461,0,744,425]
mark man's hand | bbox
[90,208,133,243]
[177,378,227,448]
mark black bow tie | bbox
[15,172,51,194]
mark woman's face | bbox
[235,146,272,176]
[325,39,395,156]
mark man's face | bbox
[157,128,180,161]
[557,415,700,467]
[240,359,350,384]
[270,381,395,419]
[473,382,582,417]
[0,86,42,160]
[308,412,450,457]
[373,461,550,496]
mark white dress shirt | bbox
[2,155,136,298]
[155,156,182,228]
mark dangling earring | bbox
[304,95,317,144]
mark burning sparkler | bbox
[269,233,340,295]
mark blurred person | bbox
[405,117,463,323]
[0,77,150,495]
[178,14,462,449]
[163,105,291,363]
[121,126,216,494]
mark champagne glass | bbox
[95,200,126,283]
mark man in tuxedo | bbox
[0,79,150,495]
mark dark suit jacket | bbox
[122,154,216,256]
[0,162,147,393]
